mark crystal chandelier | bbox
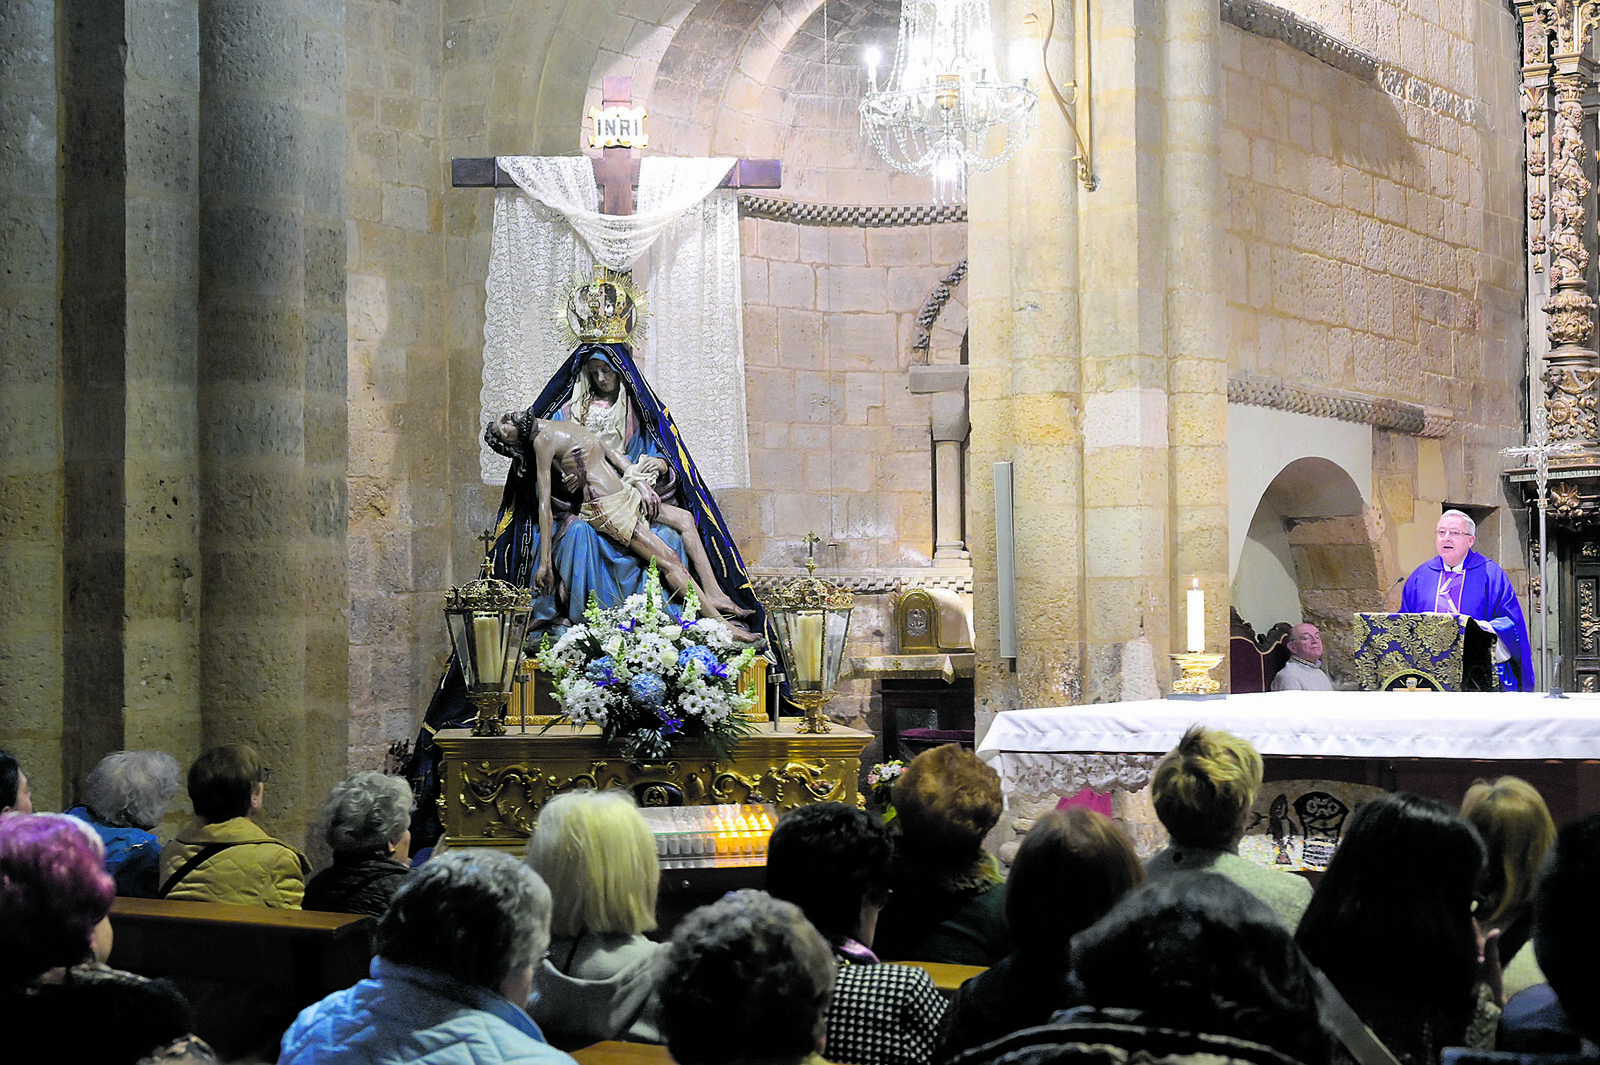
[858,0,1038,203]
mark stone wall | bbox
[0,0,66,805]
[344,0,458,773]
[0,3,351,842]
[1221,0,1527,599]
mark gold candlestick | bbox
[1169,652,1225,697]
[787,690,836,734]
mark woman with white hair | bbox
[280,849,575,1065]
[523,789,665,1048]
[65,750,183,897]
[304,772,415,917]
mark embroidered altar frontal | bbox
[433,722,871,851]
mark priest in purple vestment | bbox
[1399,509,1535,691]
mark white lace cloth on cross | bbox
[481,156,749,488]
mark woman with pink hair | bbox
[0,813,214,1063]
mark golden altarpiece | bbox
[1505,4,1600,692]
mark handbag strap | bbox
[157,841,241,898]
[1313,970,1404,1065]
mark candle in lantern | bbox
[1186,579,1204,653]
[473,613,503,686]
[793,613,824,685]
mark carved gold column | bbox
[1518,3,1600,447]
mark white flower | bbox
[701,622,737,651]
[557,678,615,725]
[547,626,583,659]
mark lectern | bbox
[1351,612,1498,691]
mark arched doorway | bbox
[1234,457,1381,682]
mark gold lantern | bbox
[762,541,854,734]
[444,533,535,737]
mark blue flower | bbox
[586,656,617,686]
[628,672,668,709]
[656,707,683,735]
[677,646,721,674]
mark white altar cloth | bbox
[978,690,1600,804]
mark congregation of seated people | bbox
[3,736,1600,1065]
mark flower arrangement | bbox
[536,564,759,761]
[867,760,907,816]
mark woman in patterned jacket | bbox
[766,802,946,1065]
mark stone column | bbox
[970,0,1229,727]
[60,0,132,796]
[1162,0,1229,666]
[909,365,971,559]
[1075,0,1173,704]
[0,0,67,803]
[122,0,204,763]
[197,0,347,840]
[970,0,1084,729]
[54,0,206,796]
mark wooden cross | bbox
[451,76,780,216]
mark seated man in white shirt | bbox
[1271,624,1333,691]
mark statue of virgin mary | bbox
[404,326,764,850]
[482,340,762,631]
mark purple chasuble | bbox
[1399,549,1535,691]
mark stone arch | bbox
[913,259,968,364]
[484,0,908,195]
[486,0,697,153]
[1234,456,1384,682]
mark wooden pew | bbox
[573,1042,677,1065]
[108,897,375,1060]
[893,960,987,1000]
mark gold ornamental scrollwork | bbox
[1551,482,1585,518]
[460,760,542,838]
[1545,286,1597,350]
[1580,580,1600,652]
[1548,0,1600,56]
[1545,366,1600,441]
[433,725,871,850]
[1525,81,1549,269]
[710,760,849,808]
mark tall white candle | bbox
[1186,579,1204,653]
[473,614,503,686]
[793,614,824,685]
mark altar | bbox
[978,690,1600,829]
[433,721,872,851]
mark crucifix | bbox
[451,76,780,216]
[1502,403,1585,693]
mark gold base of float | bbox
[432,721,871,850]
